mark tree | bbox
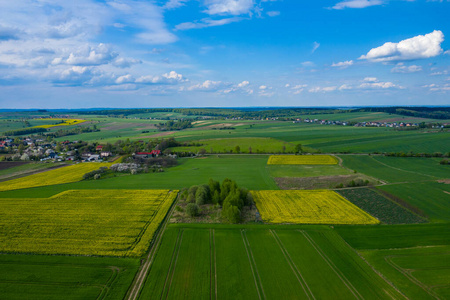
[295,144,303,154]
[234,145,240,153]
[186,203,199,217]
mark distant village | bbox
[0,138,162,162]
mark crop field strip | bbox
[337,188,426,224]
[0,189,177,257]
[252,190,379,224]
[0,254,139,300]
[0,162,113,192]
[139,227,406,300]
[267,155,338,165]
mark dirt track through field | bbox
[270,230,314,300]
[126,191,178,300]
[299,231,362,300]
[241,230,265,300]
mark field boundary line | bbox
[241,230,266,300]
[370,156,437,179]
[97,266,120,300]
[160,228,184,300]
[126,191,167,256]
[299,230,362,300]
[162,229,184,300]
[385,255,441,299]
[270,229,315,300]
[335,232,409,300]
[210,229,218,300]
[126,191,179,300]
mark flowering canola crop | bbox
[267,155,338,165]
[33,118,86,128]
[0,189,177,257]
[0,163,113,191]
[252,190,379,224]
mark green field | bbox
[378,182,450,222]
[0,254,138,300]
[336,224,450,300]
[0,155,277,199]
[339,155,448,183]
[337,188,426,224]
[169,137,296,154]
[139,225,403,300]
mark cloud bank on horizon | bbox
[0,0,449,108]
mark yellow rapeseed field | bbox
[33,118,86,128]
[267,155,338,165]
[0,162,112,191]
[252,190,379,224]
[0,189,177,257]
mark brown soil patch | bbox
[275,175,372,190]
[437,179,450,184]
[170,203,258,224]
[138,131,177,138]
[444,191,450,195]
[0,162,30,171]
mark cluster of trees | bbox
[181,178,253,223]
[44,125,99,138]
[335,179,370,189]
[356,107,450,120]
[82,166,109,180]
[383,152,450,158]
[156,120,192,131]
[3,127,47,136]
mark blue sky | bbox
[0,0,449,108]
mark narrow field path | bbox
[126,191,179,300]
[241,230,265,300]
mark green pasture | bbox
[361,246,449,300]
[169,137,296,154]
[378,182,450,222]
[339,155,448,183]
[0,254,138,300]
[139,226,402,300]
[295,111,450,123]
[335,223,450,250]
[0,155,277,198]
[269,164,352,178]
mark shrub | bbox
[186,203,199,217]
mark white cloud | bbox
[423,83,450,92]
[64,44,118,66]
[238,81,249,87]
[364,77,378,82]
[203,0,254,15]
[175,17,243,30]
[112,57,142,68]
[115,74,134,84]
[445,50,450,55]
[136,71,186,84]
[391,63,422,73]
[188,80,224,91]
[360,81,398,89]
[312,42,320,53]
[430,70,448,76]
[285,84,290,88]
[331,60,354,68]
[359,30,445,62]
[301,61,315,67]
[266,11,280,17]
[309,86,337,93]
[332,0,383,9]
[164,0,190,9]
[259,85,267,90]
